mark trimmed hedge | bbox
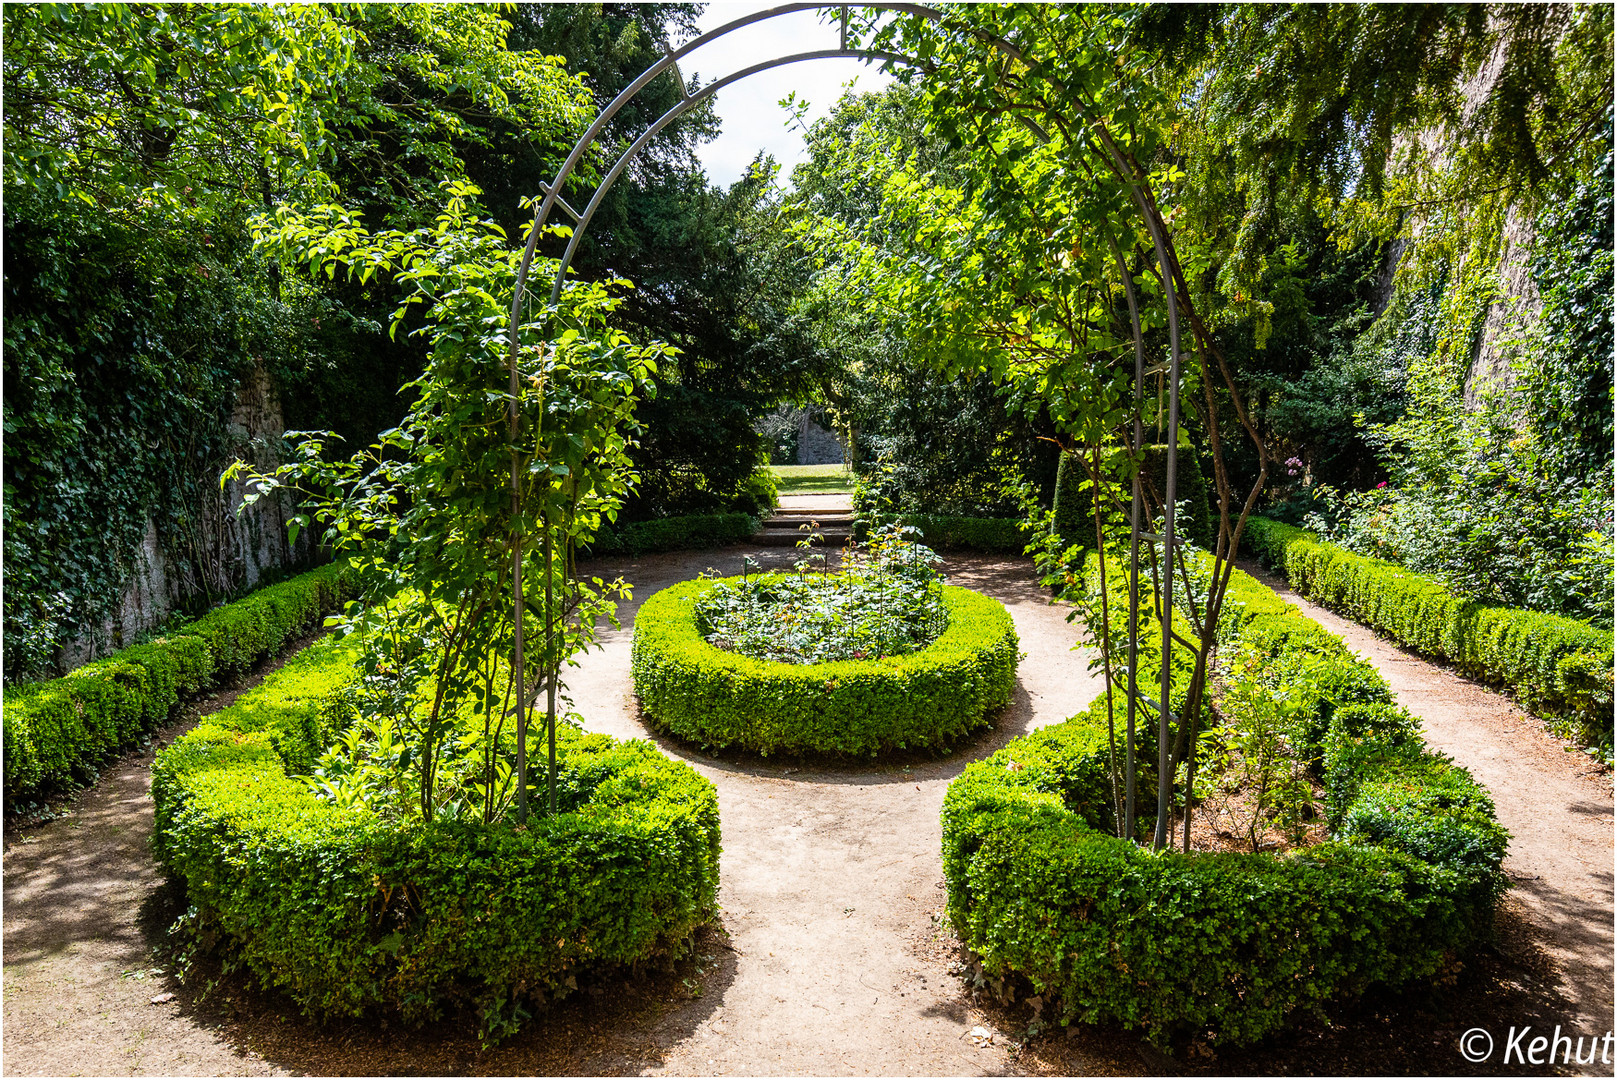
[2,561,355,808]
[1053,446,1214,551]
[631,576,1019,756]
[151,638,721,1029]
[1243,516,1614,740]
[941,560,1507,1048]
[896,514,1026,554]
[589,512,758,557]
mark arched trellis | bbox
[503,2,1184,844]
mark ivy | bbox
[2,197,279,678]
[1,5,594,679]
[1521,105,1615,476]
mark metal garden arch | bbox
[503,2,1187,847]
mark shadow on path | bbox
[7,547,1607,1075]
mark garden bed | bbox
[150,637,721,1035]
[631,575,1019,756]
[940,561,1508,1049]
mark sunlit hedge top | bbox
[150,637,721,1033]
[941,557,1507,1048]
[631,576,1019,757]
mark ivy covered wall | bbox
[2,199,325,677]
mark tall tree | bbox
[508,4,834,521]
[2,4,592,675]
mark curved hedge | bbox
[631,577,1019,756]
[1244,516,1614,743]
[3,561,355,809]
[941,561,1506,1048]
[152,637,722,1029]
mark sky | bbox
[686,1,894,188]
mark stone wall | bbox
[796,412,847,465]
[59,365,310,668]
[1465,200,1540,408]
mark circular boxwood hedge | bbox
[941,557,1508,1049]
[631,576,1019,756]
[151,638,721,1032]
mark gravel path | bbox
[2,549,1128,1076]
[4,548,1610,1076]
[558,547,1113,1075]
[1241,561,1615,1045]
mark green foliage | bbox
[2,561,353,808]
[151,637,720,1037]
[239,180,669,824]
[1300,463,1613,627]
[941,560,1506,1047]
[583,160,833,524]
[695,525,946,665]
[1196,650,1318,850]
[855,372,1061,519]
[854,458,1036,555]
[2,4,596,676]
[589,513,758,557]
[893,515,1026,554]
[1052,447,1215,553]
[733,468,780,518]
[1334,94,1614,639]
[1245,516,1614,750]
[622,384,772,521]
[1520,106,1615,476]
[489,5,803,531]
[1230,233,1405,492]
[1,193,294,678]
[631,578,1018,757]
[1050,452,1091,550]
[183,564,350,680]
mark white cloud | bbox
[687,1,893,187]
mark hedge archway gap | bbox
[502,2,1187,841]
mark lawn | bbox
[770,463,854,495]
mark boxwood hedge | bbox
[1244,515,1614,743]
[631,576,1019,756]
[3,561,355,809]
[1053,446,1215,552]
[895,514,1026,554]
[588,512,758,557]
[151,637,722,1030]
[941,560,1507,1048]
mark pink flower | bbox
[1377,481,1388,489]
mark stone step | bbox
[750,506,856,546]
[760,514,854,529]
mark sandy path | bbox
[560,547,1114,1075]
[2,549,1130,1077]
[1241,561,1615,1039]
[7,546,1609,1076]
[3,675,302,1077]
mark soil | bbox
[1177,776,1330,855]
[3,548,1612,1076]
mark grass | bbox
[770,463,855,495]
